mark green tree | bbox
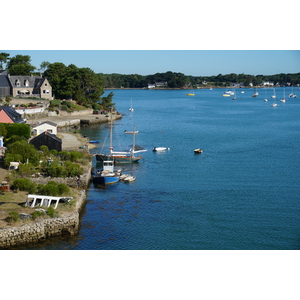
[5,140,40,166]
[0,123,7,137]
[7,55,36,75]
[4,123,31,140]
[39,61,50,73]
[44,63,104,107]
[0,52,10,69]
[100,91,115,110]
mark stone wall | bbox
[47,109,93,117]
[0,190,86,249]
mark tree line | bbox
[101,71,300,88]
[1,52,299,100]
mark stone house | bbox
[0,74,53,100]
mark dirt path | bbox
[59,133,84,150]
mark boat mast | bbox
[131,124,136,158]
[109,111,113,155]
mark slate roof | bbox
[35,121,57,127]
[30,131,62,143]
[0,75,10,88]
[8,75,44,88]
[0,106,25,123]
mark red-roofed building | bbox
[0,106,25,123]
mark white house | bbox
[32,121,57,136]
[148,84,155,89]
[262,81,274,86]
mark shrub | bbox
[58,151,70,160]
[50,149,58,156]
[8,211,20,223]
[31,210,44,220]
[69,151,84,162]
[64,161,83,177]
[50,100,61,107]
[18,163,35,177]
[47,207,58,218]
[38,183,59,196]
[11,178,32,191]
[61,105,68,111]
[61,101,73,108]
[40,145,49,153]
[58,183,70,195]
[47,161,65,177]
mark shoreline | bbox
[0,111,115,249]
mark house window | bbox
[43,90,50,94]
[15,80,20,87]
[24,80,29,87]
[45,83,48,86]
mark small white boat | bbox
[120,174,136,182]
[124,130,139,134]
[240,91,245,94]
[194,148,203,154]
[264,99,268,102]
[271,103,278,107]
[153,147,170,152]
[124,176,136,183]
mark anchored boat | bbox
[194,148,203,154]
[96,120,147,163]
[152,147,170,152]
[92,159,121,185]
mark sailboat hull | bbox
[96,154,142,163]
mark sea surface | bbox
[20,88,300,250]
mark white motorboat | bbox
[194,148,203,154]
[124,130,139,134]
[152,147,170,152]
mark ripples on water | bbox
[21,88,300,250]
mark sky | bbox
[3,50,300,77]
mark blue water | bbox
[22,88,300,249]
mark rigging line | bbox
[100,129,109,153]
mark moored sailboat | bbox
[96,121,147,163]
[129,98,134,112]
[271,89,278,107]
[280,88,287,102]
